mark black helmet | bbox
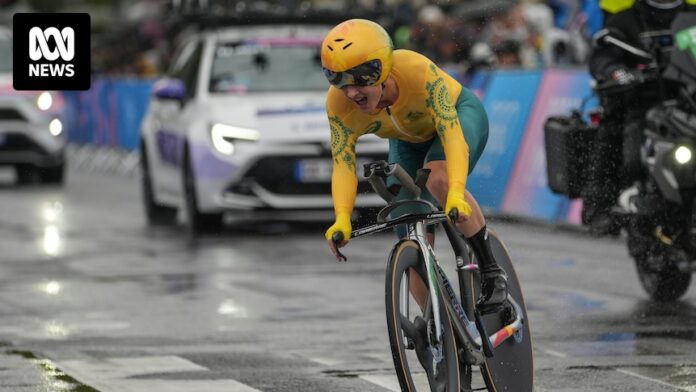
[638,0,683,26]
[643,0,683,9]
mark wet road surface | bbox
[0,169,694,391]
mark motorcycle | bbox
[544,13,696,301]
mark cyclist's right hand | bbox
[325,213,351,261]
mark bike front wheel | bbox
[385,240,461,392]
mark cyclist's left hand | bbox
[445,190,472,223]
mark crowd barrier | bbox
[63,70,598,224]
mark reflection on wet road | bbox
[0,170,693,391]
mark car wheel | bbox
[183,146,223,235]
[39,163,65,185]
[141,142,177,226]
[15,164,37,185]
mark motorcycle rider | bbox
[583,0,689,235]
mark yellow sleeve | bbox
[328,113,359,217]
[423,63,469,196]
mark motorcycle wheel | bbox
[634,254,691,302]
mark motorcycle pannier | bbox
[544,114,596,199]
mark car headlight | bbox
[37,92,53,111]
[210,123,260,155]
[49,118,63,136]
[675,145,692,165]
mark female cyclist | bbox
[321,19,508,313]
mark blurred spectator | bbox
[408,4,447,61]
[547,0,578,27]
[477,4,539,68]
[524,1,590,66]
[462,0,592,70]
[582,0,606,35]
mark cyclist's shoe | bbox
[476,268,509,315]
[501,299,517,325]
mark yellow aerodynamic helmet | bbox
[321,19,394,88]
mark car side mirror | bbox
[153,78,186,101]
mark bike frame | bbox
[348,161,526,367]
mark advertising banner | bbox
[501,69,595,221]
[464,71,492,100]
[467,70,543,211]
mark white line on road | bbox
[360,375,401,391]
[57,355,262,392]
[616,368,696,392]
[59,355,208,379]
[360,372,430,391]
[539,348,568,358]
[93,380,263,392]
[306,356,344,366]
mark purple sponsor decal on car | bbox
[190,142,237,180]
[155,129,181,166]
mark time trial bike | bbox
[333,160,534,391]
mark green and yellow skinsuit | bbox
[325,50,489,240]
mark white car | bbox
[139,25,387,233]
[0,27,66,185]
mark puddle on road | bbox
[90,272,200,296]
[560,292,604,311]
[636,329,696,341]
[156,273,199,295]
[7,350,99,391]
[556,328,696,357]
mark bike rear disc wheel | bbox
[479,231,534,392]
[385,240,461,392]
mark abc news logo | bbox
[13,13,90,90]
[29,26,76,77]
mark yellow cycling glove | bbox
[325,212,352,241]
[445,190,472,219]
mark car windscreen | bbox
[209,41,327,93]
[0,37,11,73]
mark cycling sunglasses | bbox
[322,60,382,88]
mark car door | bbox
[150,39,203,201]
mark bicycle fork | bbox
[399,221,445,356]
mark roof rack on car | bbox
[178,11,384,31]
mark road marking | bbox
[59,355,207,379]
[304,351,391,367]
[540,348,568,358]
[616,368,696,391]
[364,352,393,363]
[360,373,430,391]
[90,380,262,392]
[306,356,343,366]
[57,355,262,392]
[360,374,401,391]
